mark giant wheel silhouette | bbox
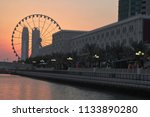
[11,14,61,60]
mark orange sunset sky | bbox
[0,0,118,61]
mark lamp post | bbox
[51,59,56,69]
[135,51,144,68]
[67,57,73,68]
[93,54,100,67]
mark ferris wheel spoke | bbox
[41,22,53,36]
[43,41,51,44]
[43,30,52,38]
[42,26,57,38]
[41,18,46,34]
[25,20,33,31]
[32,17,36,28]
[43,35,52,39]
[43,38,52,41]
[15,30,22,33]
[38,16,41,31]
[13,37,21,39]
[14,43,21,45]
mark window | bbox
[111,30,114,36]
[129,25,134,32]
[97,35,100,40]
[116,28,120,34]
[101,33,104,38]
[122,27,127,33]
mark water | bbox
[0,74,146,100]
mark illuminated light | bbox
[94,54,100,59]
[136,51,144,56]
[51,59,56,62]
[67,57,73,61]
[32,61,36,63]
[40,59,45,63]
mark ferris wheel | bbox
[11,14,61,60]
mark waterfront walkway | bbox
[13,68,150,91]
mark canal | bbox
[0,74,148,100]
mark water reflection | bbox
[0,74,52,100]
[0,74,143,100]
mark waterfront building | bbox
[21,27,29,61]
[34,0,150,57]
[38,30,87,56]
[36,15,150,57]
[118,0,150,21]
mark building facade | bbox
[36,15,150,57]
[38,30,87,56]
[118,0,150,21]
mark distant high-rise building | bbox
[21,27,29,61]
[31,28,41,57]
[118,0,150,21]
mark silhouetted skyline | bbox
[0,0,118,61]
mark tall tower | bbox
[21,27,29,61]
[118,0,150,21]
[31,28,41,57]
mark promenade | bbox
[12,67,150,92]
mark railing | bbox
[67,68,150,80]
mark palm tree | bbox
[130,40,147,54]
[110,41,131,60]
[81,43,100,67]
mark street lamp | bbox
[67,57,73,68]
[94,54,100,59]
[135,51,144,68]
[93,54,100,67]
[40,59,45,63]
[135,51,144,56]
[51,59,56,62]
[32,61,36,64]
[67,57,73,61]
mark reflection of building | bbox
[31,28,41,57]
[118,0,150,21]
[21,27,29,61]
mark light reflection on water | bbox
[0,74,142,100]
[0,74,52,100]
